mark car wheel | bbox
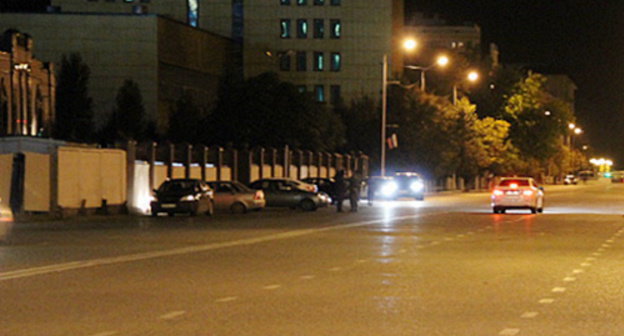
[530,207,537,214]
[300,199,317,211]
[167,212,175,217]
[500,208,506,214]
[493,207,499,214]
[231,202,246,214]
[151,210,158,217]
[537,207,544,213]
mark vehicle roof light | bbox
[510,183,518,189]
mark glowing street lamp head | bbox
[436,55,449,67]
[467,71,479,82]
[574,127,583,135]
[568,123,576,130]
[403,38,418,51]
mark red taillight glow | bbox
[493,189,504,196]
[523,190,534,196]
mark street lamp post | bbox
[404,55,449,92]
[381,54,388,177]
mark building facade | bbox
[0,30,55,137]
[0,12,237,132]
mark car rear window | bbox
[160,181,196,192]
[498,179,530,187]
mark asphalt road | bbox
[1,180,624,336]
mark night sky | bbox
[3,1,624,164]
[406,0,624,165]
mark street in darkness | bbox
[2,180,624,336]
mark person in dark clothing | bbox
[348,171,362,212]
[334,170,347,212]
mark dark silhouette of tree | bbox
[168,91,201,144]
[100,79,146,144]
[54,53,94,142]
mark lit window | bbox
[297,0,307,5]
[281,0,291,5]
[297,19,308,38]
[314,0,324,5]
[278,52,291,71]
[330,0,340,5]
[296,51,307,71]
[330,52,341,71]
[314,52,324,71]
[280,19,291,38]
[187,0,199,27]
[315,85,325,102]
[124,0,134,2]
[313,19,324,39]
[330,85,341,104]
[330,19,341,39]
[297,85,307,93]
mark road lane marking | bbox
[598,248,605,252]
[539,298,555,304]
[0,214,432,281]
[329,267,342,272]
[444,237,454,241]
[160,311,185,320]
[521,312,539,319]
[552,287,566,293]
[592,252,602,256]
[263,284,281,290]
[606,239,614,243]
[215,296,238,303]
[430,241,440,246]
[580,262,592,267]
[563,277,576,282]
[300,275,315,280]
[572,269,584,274]
[355,259,368,263]
[499,328,520,335]
[90,332,118,336]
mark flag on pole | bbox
[387,133,398,149]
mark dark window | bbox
[280,0,291,5]
[330,0,340,5]
[278,52,291,71]
[232,0,243,42]
[140,0,150,3]
[297,19,308,38]
[296,51,307,71]
[315,85,325,102]
[330,52,341,71]
[313,19,324,38]
[297,0,307,5]
[330,85,341,104]
[297,85,307,93]
[330,19,341,38]
[313,52,324,71]
[314,0,324,5]
[280,19,291,38]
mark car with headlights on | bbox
[151,179,214,216]
[206,180,266,213]
[393,172,426,200]
[0,197,13,244]
[248,178,329,211]
[563,174,578,185]
[491,177,544,214]
[301,177,349,204]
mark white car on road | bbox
[491,177,544,214]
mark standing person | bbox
[334,170,346,212]
[348,170,362,212]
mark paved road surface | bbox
[1,180,623,335]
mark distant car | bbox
[206,180,266,213]
[393,172,426,200]
[0,197,14,244]
[563,174,578,185]
[491,177,544,214]
[150,179,214,216]
[611,171,624,183]
[248,178,329,211]
[366,176,395,201]
[301,177,348,204]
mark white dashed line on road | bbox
[539,298,555,304]
[592,252,602,256]
[572,269,585,274]
[215,296,238,303]
[159,311,185,320]
[300,275,315,280]
[90,332,118,336]
[499,328,520,335]
[263,284,281,290]
[329,267,342,272]
[552,287,567,293]
[521,311,539,319]
[563,277,576,282]
[585,257,596,262]
[356,259,368,263]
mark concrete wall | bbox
[57,147,126,209]
[0,154,11,206]
[24,153,50,212]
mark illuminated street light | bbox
[403,38,418,51]
[574,127,583,135]
[404,54,450,92]
[453,70,480,105]
[544,110,551,116]
[569,123,576,130]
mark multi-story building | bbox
[0,30,55,136]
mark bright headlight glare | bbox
[410,181,424,192]
[381,181,398,196]
[180,195,196,201]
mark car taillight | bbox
[493,189,504,196]
[254,190,264,200]
[523,190,533,196]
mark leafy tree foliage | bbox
[169,91,202,144]
[54,53,94,142]
[100,79,146,143]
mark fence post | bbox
[166,142,175,179]
[125,140,136,213]
[270,148,277,177]
[258,147,265,179]
[184,143,193,179]
[148,142,157,191]
[282,145,290,178]
[216,146,224,180]
[200,145,208,182]
[296,149,303,179]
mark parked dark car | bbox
[206,180,266,213]
[301,177,349,204]
[150,179,214,216]
[248,178,330,211]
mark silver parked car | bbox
[0,197,14,244]
[248,178,329,211]
[207,180,266,213]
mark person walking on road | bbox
[348,170,362,212]
[334,170,347,212]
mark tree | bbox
[101,79,146,143]
[169,91,202,144]
[54,53,94,142]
